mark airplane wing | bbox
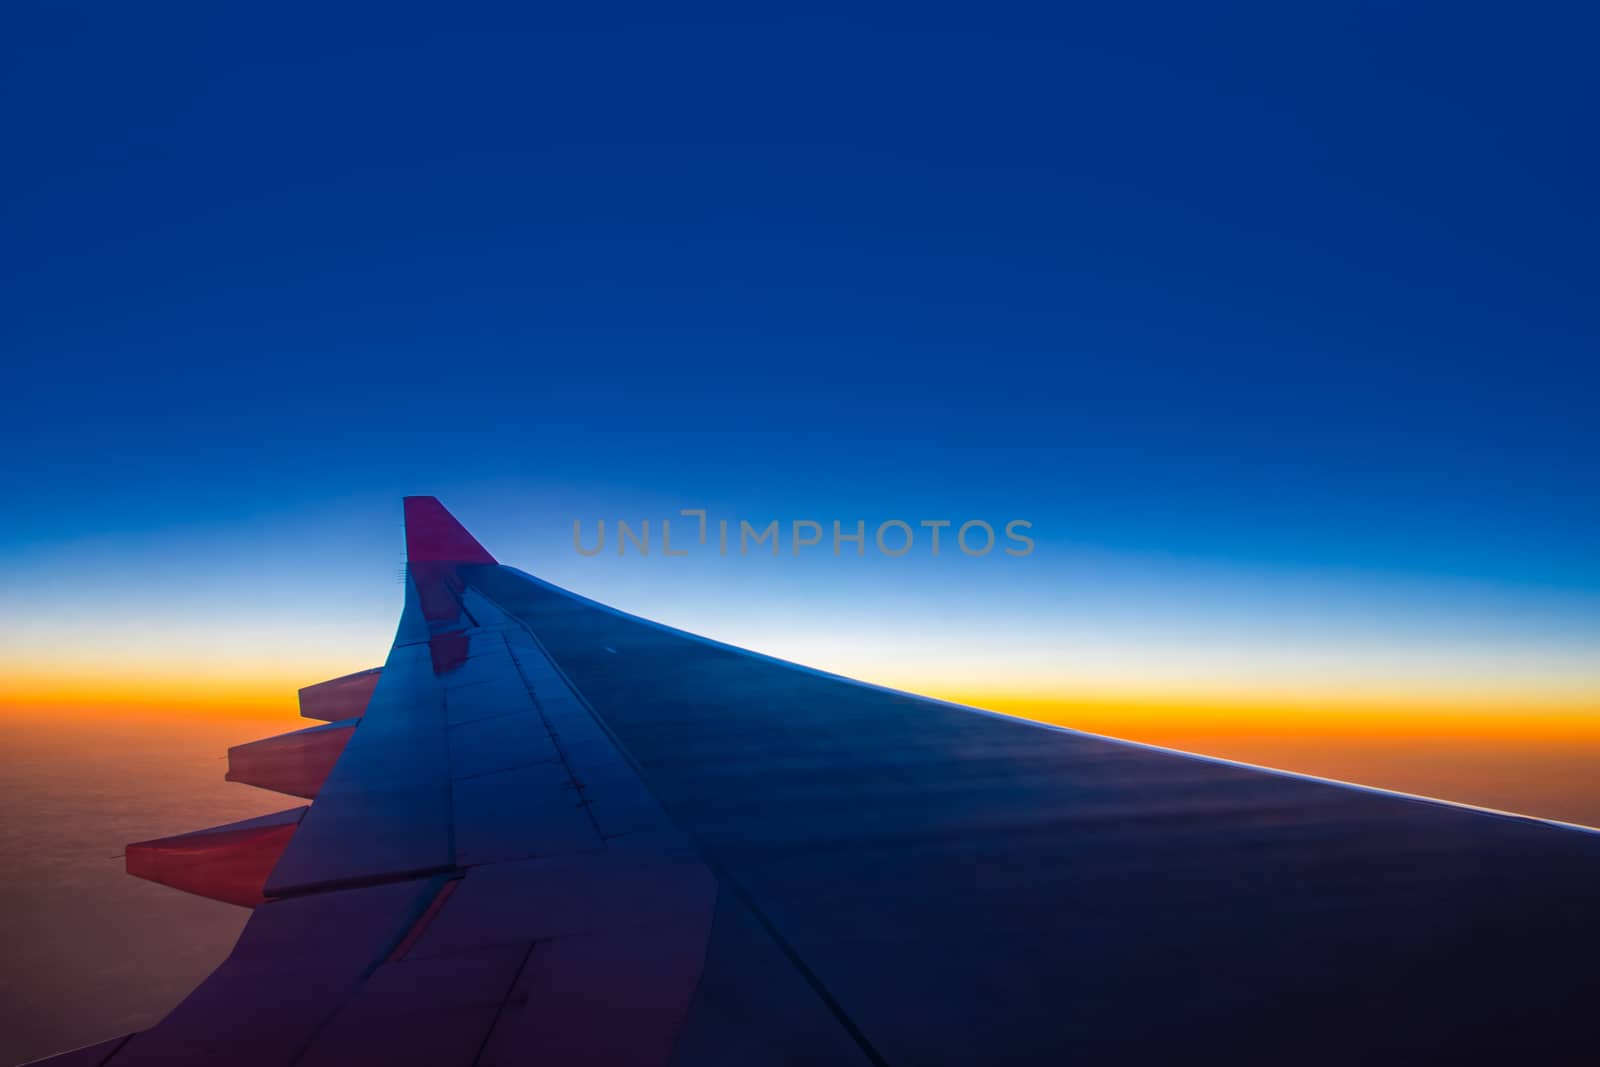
[34,497,1600,1066]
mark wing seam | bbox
[468,574,894,1067]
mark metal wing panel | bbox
[465,562,1600,1067]
[263,636,455,895]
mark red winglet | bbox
[298,666,382,721]
[226,720,357,798]
[403,496,496,564]
[126,807,307,907]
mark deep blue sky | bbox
[3,3,1597,711]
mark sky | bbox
[3,3,1599,819]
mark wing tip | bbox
[403,496,497,564]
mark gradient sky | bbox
[3,5,1599,817]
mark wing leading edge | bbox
[33,497,1600,1066]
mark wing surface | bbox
[31,498,1600,1066]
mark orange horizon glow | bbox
[5,663,1597,733]
[7,659,1598,829]
[934,689,1600,742]
[5,669,1596,725]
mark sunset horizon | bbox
[6,4,1598,1064]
